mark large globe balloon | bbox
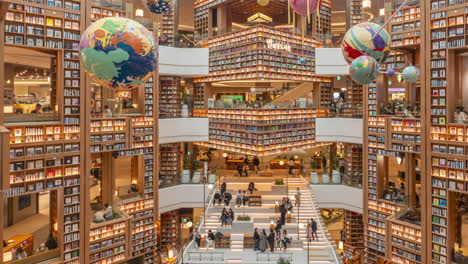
[402,66,420,83]
[291,0,319,16]
[387,68,396,78]
[341,22,390,64]
[146,0,172,14]
[349,56,379,85]
[79,17,156,90]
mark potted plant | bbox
[310,160,319,184]
[331,157,341,184]
[277,258,291,264]
[181,91,190,118]
[237,215,251,221]
[322,163,330,184]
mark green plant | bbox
[237,215,251,221]
[310,160,318,171]
[277,258,291,264]
[332,156,339,170]
[274,179,284,185]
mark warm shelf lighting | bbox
[247,12,272,23]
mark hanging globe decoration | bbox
[146,0,172,15]
[79,17,157,90]
[291,0,319,16]
[402,66,420,83]
[349,56,379,85]
[341,22,390,64]
[257,0,269,6]
[299,58,306,64]
[387,68,396,78]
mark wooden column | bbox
[405,154,416,208]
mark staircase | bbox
[181,177,341,264]
[267,82,315,105]
[286,177,339,263]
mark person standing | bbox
[294,187,301,207]
[253,228,260,251]
[236,190,242,207]
[267,230,276,252]
[280,205,287,225]
[322,155,327,171]
[194,231,202,248]
[243,163,249,177]
[220,208,228,227]
[253,156,260,173]
[288,157,295,175]
[221,182,227,196]
[339,158,345,175]
[228,208,235,226]
[311,218,318,240]
[259,229,267,252]
[282,229,289,250]
[242,190,248,206]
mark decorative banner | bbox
[290,0,319,16]
[349,56,379,85]
[341,22,390,64]
[79,17,156,90]
[146,0,172,15]
[402,66,420,83]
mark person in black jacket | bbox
[221,182,227,195]
[253,228,260,251]
[311,218,318,240]
[280,206,287,225]
[253,156,260,173]
[224,192,232,206]
[267,230,276,252]
[214,192,222,206]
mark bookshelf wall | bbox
[344,143,363,186]
[349,0,363,27]
[389,5,421,48]
[159,143,181,187]
[344,210,364,256]
[160,210,180,249]
[196,25,325,83]
[160,76,181,118]
[426,1,468,263]
[201,108,328,156]
[389,220,422,264]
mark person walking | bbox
[214,192,222,206]
[275,230,283,250]
[306,222,313,242]
[253,228,260,251]
[311,218,318,240]
[194,231,202,248]
[288,157,295,175]
[236,190,242,207]
[294,187,301,207]
[275,217,282,232]
[259,229,267,252]
[253,156,260,173]
[267,230,276,252]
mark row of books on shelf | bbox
[90,235,125,252]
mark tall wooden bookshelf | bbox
[344,143,363,186]
[160,76,181,118]
[160,143,181,187]
[343,210,364,256]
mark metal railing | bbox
[256,252,293,262]
[301,176,343,264]
[187,252,224,261]
[176,177,221,264]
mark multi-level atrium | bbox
[0,0,467,263]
